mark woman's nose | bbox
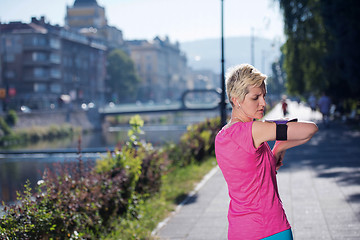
[260,97,266,106]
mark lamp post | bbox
[251,27,255,66]
[220,0,227,127]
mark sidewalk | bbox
[154,101,360,240]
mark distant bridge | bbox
[99,89,230,116]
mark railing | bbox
[0,147,114,155]
[99,89,227,116]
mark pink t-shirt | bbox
[215,121,290,240]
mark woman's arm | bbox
[252,120,318,149]
[272,137,312,167]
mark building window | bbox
[50,83,61,93]
[63,56,70,67]
[49,38,60,49]
[34,83,47,92]
[5,70,15,78]
[34,67,46,78]
[4,54,15,62]
[147,64,152,71]
[83,61,88,69]
[50,68,61,78]
[33,36,47,46]
[32,52,47,61]
[64,72,70,82]
[50,53,61,63]
[75,57,81,68]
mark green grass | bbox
[102,156,218,240]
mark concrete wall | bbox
[14,109,101,131]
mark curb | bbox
[151,166,220,236]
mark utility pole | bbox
[251,27,255,66]
[0,27,8,112]
[220,0,227,127]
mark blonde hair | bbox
[225,63,267,106]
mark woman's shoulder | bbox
[216,121,265,153]
[216,121,253,141]
[220,121,252,133]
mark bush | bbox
[0,115,222,239]
[38,161,134,238]
[0,181,57,239]
[0,141,139,239]
[167,117,221,167]
[0,115,160,239]
[97,114,167,196]
[135,144,167,196]
[0,117,12,135]
[5,110,18,126]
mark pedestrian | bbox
[318,92,332,127]
[308,94,317,112]
[215,64,318,240]
[308,93,317,120]
[281,95,288,117]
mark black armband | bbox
[276,124,288,140]
[265,118,298,141]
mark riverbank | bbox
[0,109,99,148]
[14,108,100,131]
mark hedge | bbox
[0,115,221,239]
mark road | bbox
[154,101,360,240]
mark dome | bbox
[74,0,98,6]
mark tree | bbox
[278,0,360,105]
[268,52,286,96]
[320,0,360,101]
[279,0,327,96]
[106,49,141,103]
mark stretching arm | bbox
[252,120,318,149]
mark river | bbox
[0,111,218,203]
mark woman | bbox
[215,64,318,240]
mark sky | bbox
[0,0,285,44]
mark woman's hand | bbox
[273,141,286,170]
[275,150,285,171]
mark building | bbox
[65,0,195,104]
[0,16,107,111]
[65,0,107,38]
[65,0,124,50]
[188,68,220,90]
[0,0,200,109]
[127,36,188,102]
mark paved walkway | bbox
[154,101,360,240]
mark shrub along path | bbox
[155,101,360,240]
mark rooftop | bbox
[74,0,98,7]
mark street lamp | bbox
[251,27,255,66]
[220,0,227,127]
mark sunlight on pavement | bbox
[264,100,323,122]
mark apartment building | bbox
[127,36,188,102]
[0,0,197,109]
[0,16,107,110]
[65,0,124,50]
[66,0,191,103]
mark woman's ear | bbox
[232,97,240,108]
[231,97,237,106]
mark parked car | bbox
[20,105,31,113]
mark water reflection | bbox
[0,153,102,203]
[1,110,219,203]
[1,157,56,203]
[0,124,188,203]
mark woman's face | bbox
[239,84,266,120]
